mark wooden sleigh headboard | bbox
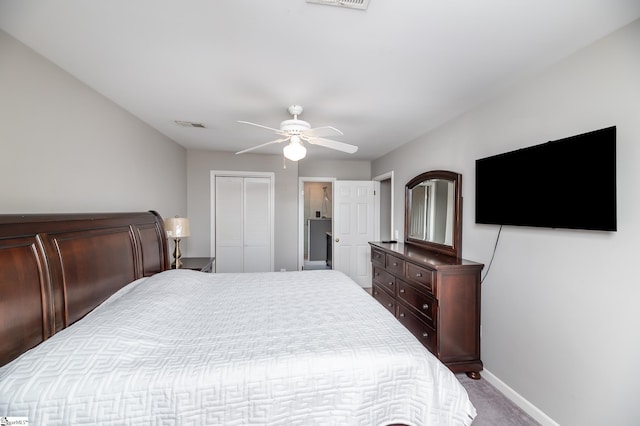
[0,211,169,367]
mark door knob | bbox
[335,238,340,242]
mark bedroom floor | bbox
[302,260,331,270]
[457,374,540,425]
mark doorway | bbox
[374,171,394,241]
[298,175,389,287]
[299,178,335,271]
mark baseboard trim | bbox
[482,368,560,426]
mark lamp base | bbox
[172,238,183,269]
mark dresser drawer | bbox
[372,267,396,296]
[397,303,436,353]
[397,280,436,328]
[372,284,396,315]
[386,254,405,275]
[371,248,385,267]
[405,263,434,293]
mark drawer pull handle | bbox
[387,303,393,307]
[399,289,405,293]
[392,262,398,266]
[422,304,429,310]
[399,313,405,317]
[422,332,429,338]
[416,272,423,277]
[387,282,393,286]
[374,291,378,295]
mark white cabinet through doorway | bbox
[213,174,274,273]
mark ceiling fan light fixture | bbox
[283,137,307,161]
[236,104,358,158]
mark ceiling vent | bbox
[306,0,369,11]
[175,120,206,128]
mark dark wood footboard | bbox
[0,211,168,367]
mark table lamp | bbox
[165,217,190,268]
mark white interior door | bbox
[333,180,377,287]
[213,173,274,273]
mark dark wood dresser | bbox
[370,241,484,378]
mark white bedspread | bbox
[0,269,475,425]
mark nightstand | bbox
[176,257,215,272]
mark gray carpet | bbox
[456,374,540,425]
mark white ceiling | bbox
[1,1,639,160]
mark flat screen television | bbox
[475,126,616,231]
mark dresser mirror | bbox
[404,170,462,258]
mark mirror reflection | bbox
[408,178,455,246]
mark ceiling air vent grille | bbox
[306,0,369,11]
[175,120,206,128]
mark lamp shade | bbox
[283,137,307,161]
[165,217,190,238]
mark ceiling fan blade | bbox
[237,120,286,135]
[306,137,358,154]
[303,126,343,138]
[235,137,289,155]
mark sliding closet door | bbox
[243,177,271,272]
[215,176,244,273]
[214,174,273,273]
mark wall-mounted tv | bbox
[475,126,616,231]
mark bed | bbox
[0,212,476,425]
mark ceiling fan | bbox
[236,105,358,161]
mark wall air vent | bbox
[174,120,206,128]
[306,0,369,11]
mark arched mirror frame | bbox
[404,170,463,258]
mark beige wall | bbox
[373,19,640,426]
[0,30,372,272]
[186,152,371,269]
[186,150,300,271]
[299,159,371,180]
[0,30,186,218]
